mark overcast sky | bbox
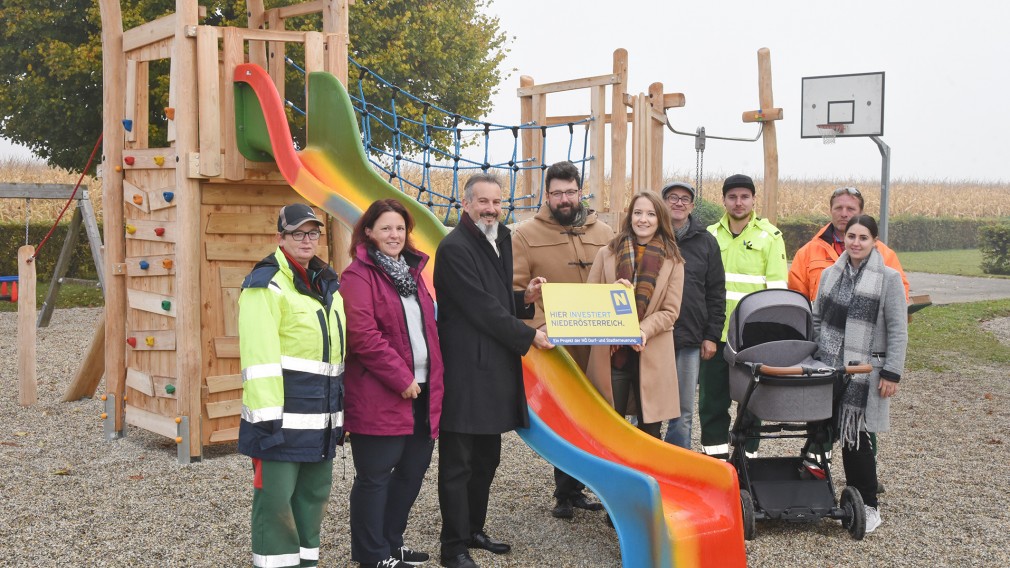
[482,0,1010,183]
[3,1,1006,185]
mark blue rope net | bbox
[286,57,595,223]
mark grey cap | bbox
[277,204,323,232]
[661,181,696,200]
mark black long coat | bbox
[433,213,536,435]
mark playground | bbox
[3,1,1010,565]
[1,302,1008,566]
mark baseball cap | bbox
[277,204,323,232]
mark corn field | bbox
[2,157,1008,225]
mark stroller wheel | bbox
[740,489,756,540]
[840,486,866,540]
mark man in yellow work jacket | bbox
[699,174,787,459]
[238,204,346,568]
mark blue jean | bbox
[663,346,700,449]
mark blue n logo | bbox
[611,289,632,315]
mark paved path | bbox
[907,271,1010,304]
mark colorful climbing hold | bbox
[124,156,135,166]
[125,224,137,235]
[162,191,175,202]
[154,156,165,167]
[132,194,144,205]
[139,260,150,270]
[126,337,137,348]
[145,336,155,347]
[114,165,123,173]
[165,107,176,120]
[101,413,108,420]
[175,436,183,444]
[175,417,182,424]
[162,259,174,270]
[122,119,133,132]
[161,300,172,311]
[154,227,166,237]
[100,394,107,401]
[165,384,176,394]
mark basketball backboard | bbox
[801,72,885,138]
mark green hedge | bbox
[774,216,1007,257]
[979,224,1010,275]
[0,222,103,281]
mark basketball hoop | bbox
[816,123,845,145]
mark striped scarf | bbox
[817,249,884,449]
[615,236,666,322]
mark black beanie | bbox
[722,174,756,196]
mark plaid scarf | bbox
[817,250,884,449]
[615,236,666,322]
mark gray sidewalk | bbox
[907,271,1010,304]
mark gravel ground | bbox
[2,308,1009,567]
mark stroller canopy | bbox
[727,289,813,352]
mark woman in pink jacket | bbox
[341,199,444,568]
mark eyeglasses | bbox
[286,230,322,242]
[547,189,580,199]
[664,195,694,205]
[832,187,861,197]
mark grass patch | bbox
[0,282,104,313]
[897,248,1010,278]
[907,298,1010,371]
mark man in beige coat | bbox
[513,161,614,521]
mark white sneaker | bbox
[864,505,882,534]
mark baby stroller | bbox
[723,289,871,540]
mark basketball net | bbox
[817,124,845,145]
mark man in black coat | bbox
[434,174,553,568]
[660,182,726,450]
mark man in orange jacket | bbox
[788,186,910,301]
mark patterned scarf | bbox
[817,249,885,449]
[368,246,417,297]
[615,236,666,322]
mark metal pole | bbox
[870,136,891,244]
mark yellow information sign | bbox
[541,283,641,345]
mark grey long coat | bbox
[812,251,908,432]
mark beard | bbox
[550,202,583,226]
[478,216,499,240]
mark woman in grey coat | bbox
[812,215,907,535]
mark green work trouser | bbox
[698,341,759,455]
[251,458,334,568]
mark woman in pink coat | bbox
[586,191,685,438]
[341,199,444,568]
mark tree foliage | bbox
[0,0,510,172]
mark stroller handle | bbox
[755,363,872,377]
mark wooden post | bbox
[222,27,245,181]
[247,0,268,68]
[173,0,203,458]
[648,82,665,191]
[63,312,106,402]
[519,75,535,201]
[323,0,350,85]
[757,48,779,224]
[18,246,37,407]
[588,85,606,212]
[196,25,222,177]
[609,49,628,213]
[99,0,126,435]
[36,206,83,328]
[268,10,286,95]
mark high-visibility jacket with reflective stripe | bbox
[708,212,788,342]
[238,248,346,462]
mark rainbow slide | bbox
[233,63,746,568]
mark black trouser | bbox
[438,431,502,559]
[610,352,662,439]
[553,468,586,500]
[349,431,434,563]
[842,431,878,508]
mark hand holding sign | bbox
[541,283,642,345]
[524,276,547,305]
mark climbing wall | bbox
[121,149,183,439]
